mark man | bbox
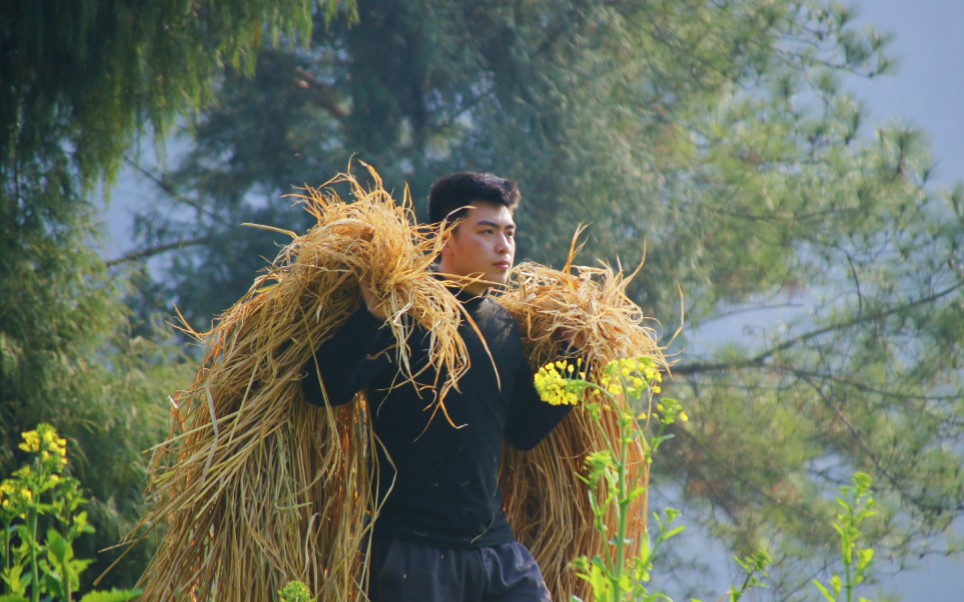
[303,172,572,601]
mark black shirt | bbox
[303,291,571,548]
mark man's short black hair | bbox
[428,172,521,225]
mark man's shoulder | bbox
[480,296,518,323]
[472,297,524,352]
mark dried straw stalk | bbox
[125,164,466,601]
[497,236,668,602]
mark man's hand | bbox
[359,279,389,320]
[560,328,587,351]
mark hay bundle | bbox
[126,164,467,601]
[497,239,669,602]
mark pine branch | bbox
[106,236,211,267]
[674,279,964,376]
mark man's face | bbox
[439,202,516,295]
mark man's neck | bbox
[432,263,490,298]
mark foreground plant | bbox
[536,357,690,602]
[813,472,878,602]
[0,424,140,602]
[278,581,313,602]
[550,367,882,602]
[724,551,772,602]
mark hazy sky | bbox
[850,0,964,186]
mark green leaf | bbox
[44,572,65,599]
[812,580,836,602]
[657,526,686,544]
[851,472,873,492]
[1,563,27,596]
[830,574,843,594]
[628,485,647,502]
[46,528,69,562]
[78,588,143,602]
[70,557,94,580]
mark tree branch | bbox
[293,66,349,120]
[673,278,963,377]
[123,156,227,225]
[106,236,211,267]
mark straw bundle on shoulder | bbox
[496,238,669,602]
[125,164,466,601]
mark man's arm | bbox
[504,361,574,451]
[303,283,391,406]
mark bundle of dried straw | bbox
[125,164,466,601]
[124,167,668,602]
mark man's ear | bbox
[438,226,458,258]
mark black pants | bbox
[368,538,551,602]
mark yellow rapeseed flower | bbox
[534,360,588,406]
[19,430,40,453]
[601,356,668,399]
[0,481,16,508]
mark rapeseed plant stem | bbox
[535,356,685,601]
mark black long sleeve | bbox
[504,362,572,451]
[302,306,391,407]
